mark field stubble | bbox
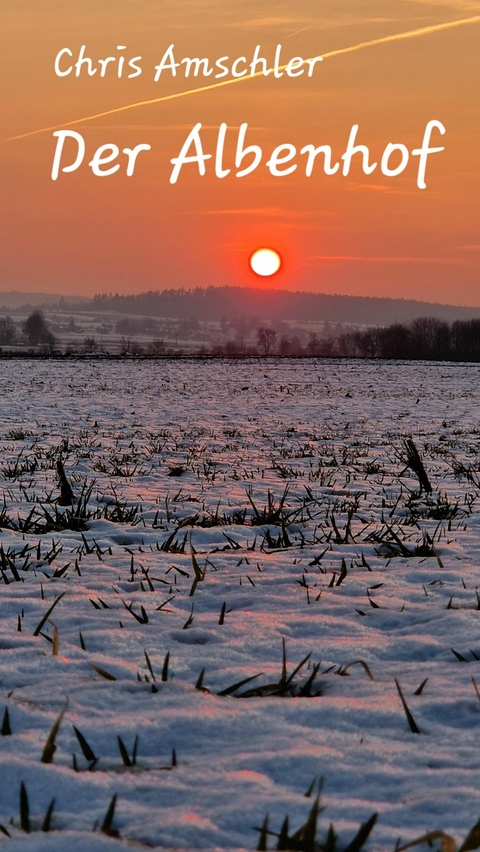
[0,359,479,850]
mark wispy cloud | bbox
[344,183,414,195]
[228,17,311,28]
[286,16,429,38]
[404,0,480,11]
[309,255,469,265]
[195,207,311,218]
[3,14,480,144]
[78,124,265,132]
[230,14,429,37]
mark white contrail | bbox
[286,23,317,38]
[2,15,479,144]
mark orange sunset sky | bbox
[1,0,480,305]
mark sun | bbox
[249,247,282,277]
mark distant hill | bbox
[1,287,479,326]
[90,287,480,326]
[0,291,87,311]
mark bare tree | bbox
[0,316,17,346]
[38,332,58,355]
[357,328,380,358]
[378,323,410,359]
[257,326,277,356]
[24,310,51,346]
[147,339,166,356]
[119,336,133,355]
[410,317,450,359]
[130,339,144,355]
[307,332,321,356]
[83,336,98,353]
[337,332,360,357]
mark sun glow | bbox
[249,248,282,277]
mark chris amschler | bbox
[54,44,323,80]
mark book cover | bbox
[0,4,479,850]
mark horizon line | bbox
[0,285,479,312]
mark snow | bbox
[0,358,479,850]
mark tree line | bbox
[335,317,480,361]
[219,318,480,360]
[3,311,480,362]
[0,311,56,350]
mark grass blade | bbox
[217,673,263,697]
[452,648,468,662]
[41,701,68,763]
[19,782,30,833]
[283,652,312,690]
[144,650,156,682]
[343,813,378,852]
[300,794,321,849]
[338,660,375,681]
[73,726,97,762]
[280,638,287,687]
[89,663,117,681]
[325,823,337,852]
[195,667,206,690]
[395,679,421,734]
[161,651,170,682]
[472,676,480,703]
[256,813,269,851]
[277,816,290,850]
[41,798,55,832]
[33,592,66,636]
[101,793,119,837]
[1,707,11,736]
[117,735,131,767]
[52,625,59,656]
[460,816,480,852]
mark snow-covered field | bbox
[1,358,480,851]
